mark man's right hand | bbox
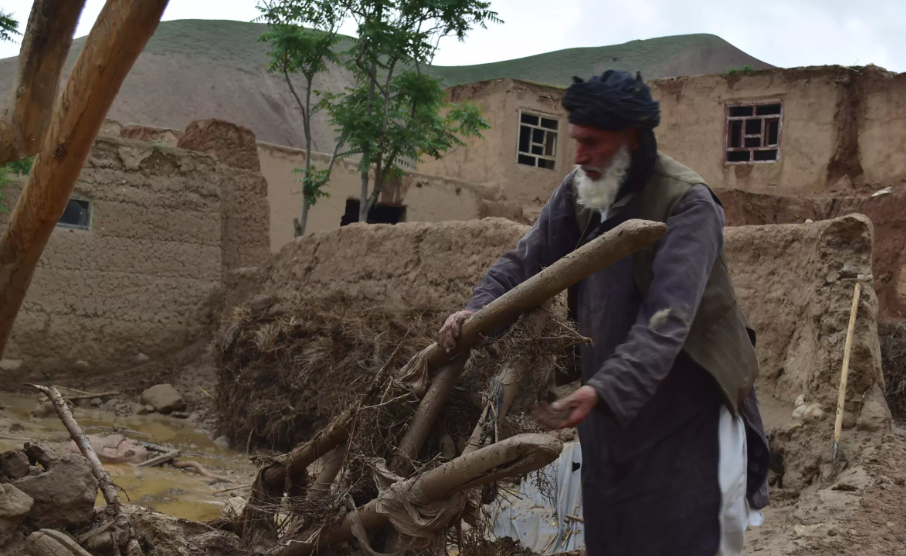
[439,310,475,352]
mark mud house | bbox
[0,121,270,380]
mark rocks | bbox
[13,453,98,529]
[140,384,186,414]
[136,353,151,363]
[803,404,828,422]
[0,451,31,480]
[0,417,24,435]
[221,496,246,520]
[0,359,23,372]
[0,484,33,546]
[23,529,93,556]
[68,434,149,464]
[213,435,230,451]
[23,443,56,469]
[857,384,893,433]
[30,400,56,418]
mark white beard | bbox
[575,143,631,215]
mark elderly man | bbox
[439,70,770,556]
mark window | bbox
[517,111,558,170]
[340,199,406,226]
[58,196,91,230]
[725,101,782,164]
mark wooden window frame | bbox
[724,100,783,165]
[516,110,559,171]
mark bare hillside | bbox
[0,20,773,151]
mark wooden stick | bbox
[28,384,121,509]
[171,459,217,479]
[0,0,170,357]
[566,514,584,523]
[280,433,563,556]
[136,450,180,468]
[0,0,85,164]
[833,281,861,461]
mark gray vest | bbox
[632,152,758,413]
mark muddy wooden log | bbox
[421,219,666,370]
[279,433,563,556]
[391,351,470,475]
[0,0,170,357]
[0,0,85,164]
[390,219,666,474]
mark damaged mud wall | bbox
[226,218,530,314]
[0,125,270,382]
[726,215,890,491]
[719,186,906,320]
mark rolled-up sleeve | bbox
[587,184,725,428]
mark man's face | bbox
[570,125,638,179]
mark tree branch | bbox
[0,0,85,165]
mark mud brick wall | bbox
[0,128,270,381]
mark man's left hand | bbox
[532,385,598,430]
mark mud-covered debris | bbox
[67,434,149,464]
[857,384,892,433]
[23,529,93,556]
[141,384,186,414]
[13,454,98,529]
[0,484,33,546]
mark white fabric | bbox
[717,405,763,556]
[487,441,585,554]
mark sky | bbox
[0,0,904,72]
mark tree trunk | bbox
[0,0,170,357]
[0,0,85,165]
[294,196,310,237]
[358,57,379,224]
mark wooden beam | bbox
[0,0,86,164]
[0,0,169,356]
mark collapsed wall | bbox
[229,215,890,491]
[0,120,270,382]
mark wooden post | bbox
[0,0,86,164]
[0,0,170,357]
[833,281,861,461]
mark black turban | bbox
[562,70,660,131]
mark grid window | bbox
[517,111,558,170]
[725,101,783,164]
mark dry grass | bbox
[879,320,906,422]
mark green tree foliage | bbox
[258,0,350,236]
[0,157,34,213]
[0,10,19,43]
[265,0,499,225]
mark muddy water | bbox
[0,393,255,521]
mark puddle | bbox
[0,392,255,522]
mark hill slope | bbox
[0,20,773,150]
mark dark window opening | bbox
[753,149,778,162]
[340,199,406,226]
[728,121,742,148]
[729,105,753,118]
[58,197,91,230]
[766,120,780,145]
[744,137,762,148]
[756,104,782,116]
[520,113,539,126]
[745,119,762,134]
[517,111,559,170]
[726,101,782,164]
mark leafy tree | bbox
[0,10,19,43]
[267,0,499,225]
[0,156,34,213]
[258,1,355,236]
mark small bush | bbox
[726,64,755,76]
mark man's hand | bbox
[533,385,599,430]
[439,310,475,352]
